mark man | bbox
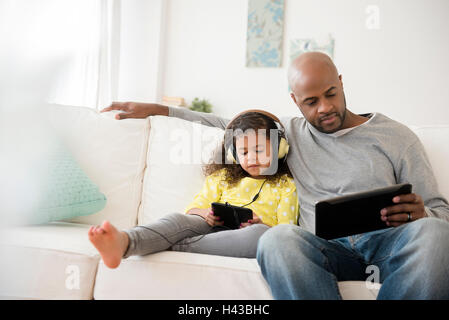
[101,52,449,299]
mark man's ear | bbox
[339,74,343,89]
[290,92,298,104]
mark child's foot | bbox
[88,221,129,269]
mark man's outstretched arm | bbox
[101,101,230,129]
[101,102,169,119]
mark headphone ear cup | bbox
[226,147,237,164]
[278,137,290,159]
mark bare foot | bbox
[88,221,129,269]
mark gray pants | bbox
[123,213,270,259]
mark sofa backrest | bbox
[411,126,449,200]
[46,106,449,229]
[48,105,149,229]
[138,119,449,225]
[137,116,224,225]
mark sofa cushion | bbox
[0,222,100,300]
[337,281,379,300]
[138,116,224,225]
[93,251,378,300]
[93,251,272,300]
[48,105,150,229]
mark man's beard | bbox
[314,94,347,134]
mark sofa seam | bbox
[118,257,262,274]
[1,243,101,259]
[133,118,151,227]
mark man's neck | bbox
[342,111,370,129]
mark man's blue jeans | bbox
[256,217,449,299]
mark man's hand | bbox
[380,193,427,227]
[100,101,169,120]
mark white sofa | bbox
[1,105,448,300]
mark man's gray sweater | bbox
[168,107,449,233]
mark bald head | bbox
[288,52,339,93]
[288,52,354,133]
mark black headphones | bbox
[224,109,290,165]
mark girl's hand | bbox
[186,208,224,227]
[205,209,224,227]
[240,213,262,228]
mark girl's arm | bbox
[184,172,223,213]
[186,208,210,219]
[276,180,300,225]
[186,208,224,227]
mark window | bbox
[0,0,120,109]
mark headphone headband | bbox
[224,109,290,166]
[225,109,285,132]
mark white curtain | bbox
[0,0,121,110]
[49,0,121,109]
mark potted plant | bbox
[189,97,213,113]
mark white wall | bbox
[156,0,449,126]
[163,0,288,119]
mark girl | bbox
[88,110,299,268]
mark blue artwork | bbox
[246,0,285,68]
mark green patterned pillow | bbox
[27,140,107,225]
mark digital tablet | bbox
[211,202,253,229]
[315,183,412,240]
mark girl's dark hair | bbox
[203,112,292,186]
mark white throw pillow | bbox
[48,105,150,229]
[138,116,224,225]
